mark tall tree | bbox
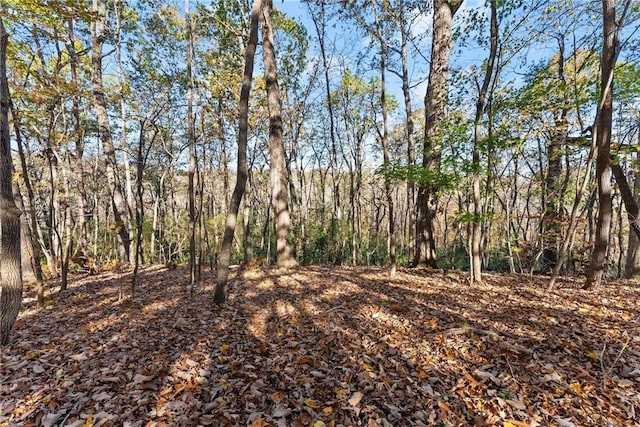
[413,0,461,268]
[470,0,498,283]
[262,0,297,268]
[370,0,396,275]
[308,0,342,256]
[91,0,131,264]
[186,0,198,295]
[584,0,632,289]
[0,17,23,346]
[396,0,416,259]
[65,18,89,258]
[215,0,261,304]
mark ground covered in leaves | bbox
[1,266,639,427]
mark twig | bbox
[601,335,632,390]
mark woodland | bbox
[0,0,639,425]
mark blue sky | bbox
[274,0,493,110]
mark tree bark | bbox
[584,0,617,290]
[413,0,460,268]
[91,0,131,264]
[541,37,569,274]
[620,143,640,277]
[0,18,23,346]
[262,0,297,268]
[66,18,88,258]
[215,0,261,304]
[186,0,198,295]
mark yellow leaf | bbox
[220,343,230,352]
[83,417,94,427]
[290,316,298,324]
[322,406,333,416]
[418,371,428,379]
[313,422,326,427]
[589,350,598,362]
[361,363,374,372]
[569,382,583,394]
[305,398,321,409]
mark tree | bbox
[584,0,633,289]
[262,0,297,268]
[185,0,198,295]
[469,0,498,283]
[413,0,461,268]
[215,0,262,304]
[0,17,23,346]
[91,0,131,264]
[307,0,343,260]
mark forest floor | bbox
[1,266,639,427]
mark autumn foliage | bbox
[1,266,638,426]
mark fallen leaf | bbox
[70,353,88,361]
[133,374,155,384]
[250,418,268,427]
[505,399,526,410]
[305,398,321,409]
[348,391,363,406]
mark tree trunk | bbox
[470,0,497,283]
[66,18,88,258]
[584,0,617,290]
[413,0,460,268]
[262,0,297,268]
[0,18,22,346]
[91,0,130,264]
[372,0,395,275]
[609,158,640,278]
[13,183,37,283]
[215,0,261,304]
[398,0,415,262]
[186,0,198,295]
[11,111,44,287]
[621,140,640,277]
[541,38,570,274]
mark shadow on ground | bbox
[1,265,638,426]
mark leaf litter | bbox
[1,265,639,426]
